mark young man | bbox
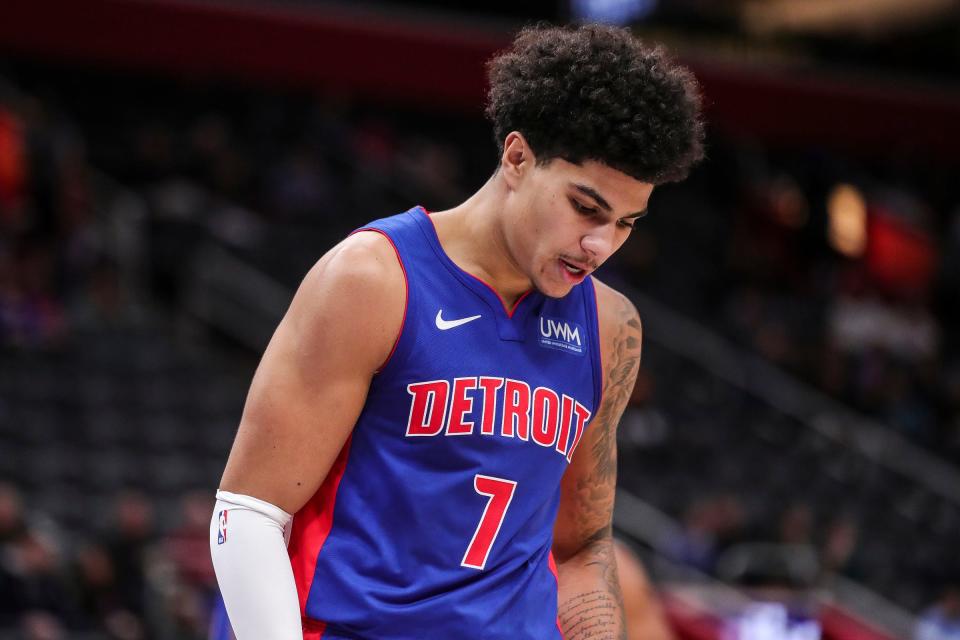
[210,23,704,640]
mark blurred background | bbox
[0,0,959,638]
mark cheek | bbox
[527,199,553,236]
[523,205,554,246]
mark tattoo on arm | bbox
[567,293,641,552]
[559,528,625,640]
[558,293,641,640]
[559,590,621,640]
[591,294,642,485]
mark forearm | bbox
[557,533,625,640]
[210,491,304,640]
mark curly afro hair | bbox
[485,23,705,185]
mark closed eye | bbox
[570,199,598,215]
[572,196,640,230]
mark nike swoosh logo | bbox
[435,309,482,330]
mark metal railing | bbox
[631,289,960,506]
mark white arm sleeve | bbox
[210,490,303,640]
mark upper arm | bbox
[218,230,406,515]
[553,281,642,561]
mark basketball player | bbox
[210,23,704,640]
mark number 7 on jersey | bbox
[461,475,517,570]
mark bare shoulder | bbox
[299,230,405,309]
[289,229,406,370]
[327,228,402,270]
[591,278,643,379]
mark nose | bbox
[580,225,617,263]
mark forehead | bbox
[543,158,654,211]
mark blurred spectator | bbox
[0,239,67,348]
[0,88,105,350]
[778,503,814,547]
[396,136,465,207]
[615,539,675,640]
[0,483,28,627]
[6,530,76,628]
[69,258,145,330]
[263,147,335,220]
[19,610,66,640]
[829,290,940,363]
[819,515,864,581]
[71,541,122,630]
[664,498,719,573]
[0,482,26,544]
[105,491,156,621]
[916,586,960,640]
[162,492,217,639]
[663,495,747,574]
[164,493,215,591]
[618,368,671,451]
[71,537,148,640]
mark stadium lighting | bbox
[828,183,867,258]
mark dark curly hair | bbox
[485,23,705,184]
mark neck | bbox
[428,173,532,309]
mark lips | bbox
[560,256,594,272]
[558,258,589,284]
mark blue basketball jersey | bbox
[288,206,603,640]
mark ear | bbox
[500,131,535,190]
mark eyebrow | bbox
[572,183,647,218]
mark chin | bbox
[533,278,574,300]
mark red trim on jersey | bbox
[506,289,532,318]
[302,617,328,640]
[548,551,566,639]
[288,436,353,634]
[422,207,533,318]
[470,274,532,318]
[349,228,408,373]
[590,278,605,412]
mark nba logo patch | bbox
[217,509,228,545]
